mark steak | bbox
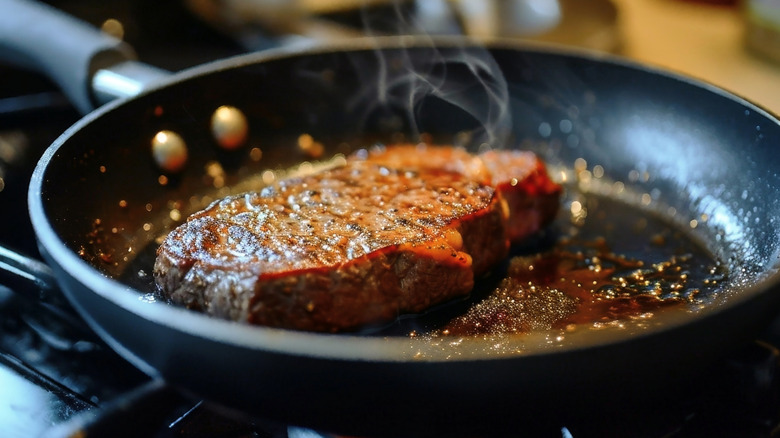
[359,145,562,245]
[153,144,561,332]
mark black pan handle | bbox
[0,244,57,298]
[0,0,168,114]
[41,379,191,438]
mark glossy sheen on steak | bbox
[154,145,561,332]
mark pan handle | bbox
[0,244,57,298]
[41,379,190,438]
[0,245,200,436]
[0,0,168,114]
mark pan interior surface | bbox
[29,38,780,362]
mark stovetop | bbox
[2,1,780,437]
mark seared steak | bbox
[360,145,561,245]
[154,145,561,332]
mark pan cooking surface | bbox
[113,157,730,343]
[32,40,780,362]
[399,191,726,338]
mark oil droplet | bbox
[250,147,263,162]
[205,161,226,188]
[100,18,124,39]
[262,170,276,185]
[152,130,187,173]
[211,105,249,150]
[577,170,592,189]
[298,134,313,149]
[298,133,324,158]
[170,209,182,221]
[119,200,127,208]
[298,162,314,175]
[538,122,552,137]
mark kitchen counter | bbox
[613,0,780,114]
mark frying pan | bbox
[2,0,780,436]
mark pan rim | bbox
[157,34,780,124]
[26,35,780,363]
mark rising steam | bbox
[390,42,510,146]
[343,3,513,148]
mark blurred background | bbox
[3,0,779,114]
[2,0,778,251]
[177,0,780,115]
[98,0,780,113]
[614,0,780,114]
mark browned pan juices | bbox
[389,182,727,340]
[109,148,727,341]
[430,220,720,338]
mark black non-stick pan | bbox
[2,0,780,436]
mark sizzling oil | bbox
[437,237,707,337]
[394,192,727,339]
[118,153,727,339]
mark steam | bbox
[345,3,513,148]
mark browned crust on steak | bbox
[360,144,562,244]
[479,149,562,243]
[154,145,560,332]
[155,156,508,331]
